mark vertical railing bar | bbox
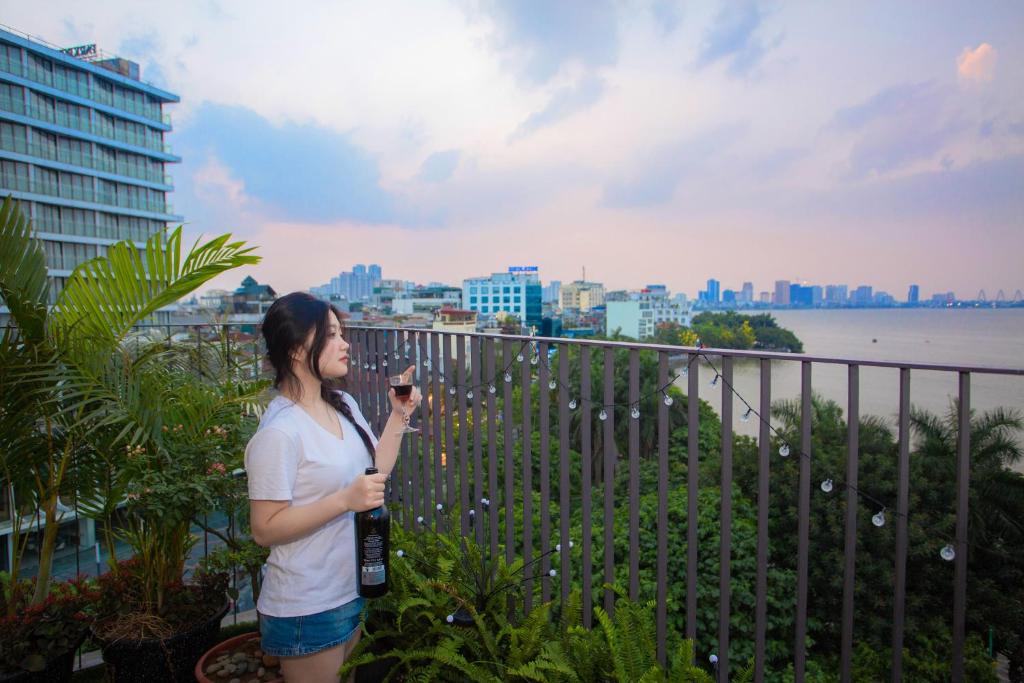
[444,334,456,514]
[892,367,911,682]
[795,361,812,683]
[431,333,444,530]
[602,347,616,615]
[656,351,669,665]
[401,330,415,530]
[486,338,499,557]
[628,348,640,600]
[719,356,734,681]
[687,353,699,642]
[952,372,970,682]
[418,332,432,528]
[539,341,552,603]
[754,358,771,683]
[457,334,469,535]
[580,345,593,628]
[471,337,484,544]
[503,339,515,565]
[522,340,534,614]
[840,364,860,682]
[558,342,571,605]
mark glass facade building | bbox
[0,28,181,307]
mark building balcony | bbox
[5,322,1022,679]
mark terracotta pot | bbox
[194,631,283,683]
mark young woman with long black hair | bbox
[245,292,421,682]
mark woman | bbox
[245,292,421,682]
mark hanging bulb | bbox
[681,366,689,376]
[416,516,424,524]
[371,363,377,371]
[446,614,455,624]
[466,390,474,400]
[517,353,524,362]
[940,544,955,561]
[505,371,513,383]
[549,379,557,390]
[710,375,719,387]
[423,359,430,368]
[531,355,539,365]
[663,394,674,406]
[779,443,791,457]
[872,510,886,527]
[382,359,388,368]
[449,386,457,396]
[363,362,369,370]
[741,409,752,422]
[820,478,834,493]
[488,384,496,394]
[631,406,640,419]
[439,374,445,384]
[396,549,405,557]
[393,352,399,360]
[598,409,608,421]
[548,569,557,577]
[569,398,578,410]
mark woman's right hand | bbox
[341,472,388,512]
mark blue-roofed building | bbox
[0,27,182,309]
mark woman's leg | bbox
[279,643,345,683]
[341,629,362,683]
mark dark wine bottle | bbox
[355,467,390,598]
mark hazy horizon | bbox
[8,1,1023,298]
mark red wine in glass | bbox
[389,375,418,433]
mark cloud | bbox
[511,75,606,139]
[694,2,778,76]
[471,0,620,83]
[602,124,744,208]
[174,103,397,225]
[650,0,683,35]
[417,150,461,183]
[957,43,996,82]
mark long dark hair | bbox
[261,292,375,460]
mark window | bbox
[0,42,23,76]
[481,296,489,303]
[34,203,61,232]
[470,286,478,295]
[94,78,113,106]
[469,296,477,304]
[28,53,53,86]
[503,296,510,304]
[0,82,24,114]
[0,121,27,154]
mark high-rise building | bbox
[0,28,182,308]
[774,280,791,306]
[706,278,720,304]
[463,267,542,329]
[560,280,605,312]
[740,281,754,304]
[543,280,561,305]
[311,263,382,302]
[825,285,848,306]
[606,286,692,340]
[908,284,920,305]
[851,285,873,306]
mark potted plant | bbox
[0,197,260,680]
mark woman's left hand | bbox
[388,365,423,416]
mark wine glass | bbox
[389,374,418,434]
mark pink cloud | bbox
[956,43,996,82]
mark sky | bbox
[6,1,1023,299]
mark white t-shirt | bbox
[244,391,378,618]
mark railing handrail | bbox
[112,321,1024,376]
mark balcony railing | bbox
[9,322,1023,679]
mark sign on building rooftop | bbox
[508,266,538,273]
[61,43,97,59]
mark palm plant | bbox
[0,196,260,609]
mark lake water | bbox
[672,308,1024,470]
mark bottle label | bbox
[361,532,385,586]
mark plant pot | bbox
[194,631,283,683]
[95,601,230,683]
[0,642,80,683]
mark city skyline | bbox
[5,2,1022,298]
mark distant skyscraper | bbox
[311,263,382,302]
[543,280,561,305]
[826,285,848,306]
[852,285,873,306]
[774,280,791,306]
[740,282,754,304]
[908,284,920,304]
[706,278,720,304]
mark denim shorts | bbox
[259,597,365,657]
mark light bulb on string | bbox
[631,406,640,419]
[363,362,369,370]
[549,379,557,390]
[663,393,674,406]
[371,363,377,371]
[741,408,752,423]
[710,374,719,388]
[382,359,388,368]
[504,371,513,383]
[569,398,577,410]
[820,479,834,493]
[516,353,524,362]
[940,544,956,561]
[449,386,456,396]
[466,390,474,400]
[598,409,608,421]
[488,384,496,395]
[531,355,539,366]
[681,366,689,376]
[872,509,886,527]
[779,443,791,457]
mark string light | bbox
[872,509,886,528]
[598,409,608,421]
[466,390,474,400]
[710,374,719,387]
[488,384,496,394]
[505,371,513,383]
[742,408,752,422]
[569,398,578,410]
[940,545,956,561]
[662,393,674,406]
[820,479,833,493]
[779,443,791,457]
[631,406,640,419]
